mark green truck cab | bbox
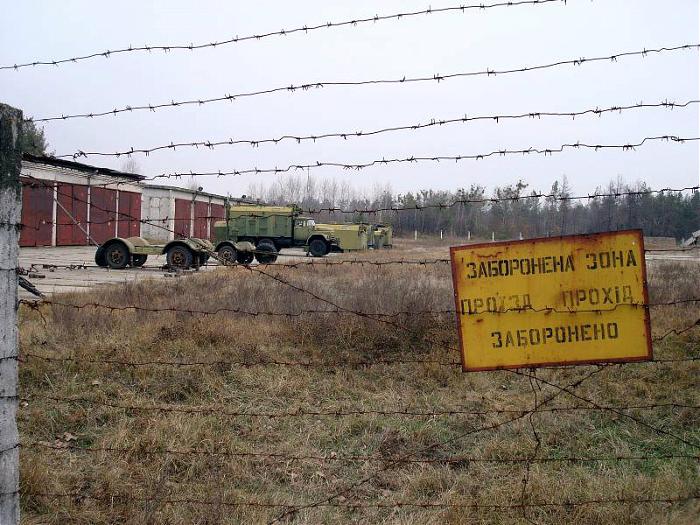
[212,205,339,262]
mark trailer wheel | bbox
[308,239,329,257]
[254,244,278,264]
[94,245,107,267]
[218,244,237,265]
[104,242,129,269]
[167,245,194,269]
[236,251,255,265]
[131,254,148,267]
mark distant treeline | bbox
[246,176,699,241]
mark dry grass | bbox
[17,247,700,524]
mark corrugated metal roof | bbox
[22,153,145,181]
[142,183,253,203]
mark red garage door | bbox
[90,187,117,244]
[210,203,225,221]
[20,179,54,247]
[193,201,209,239]
[174,198,191,238]
[56,183,88,246]
[118,191,141,238]
[209,203,225,241]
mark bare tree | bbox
[120,158,142,175]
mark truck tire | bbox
[199,253,210,267]
[236,251,255,265]
[167,245,194,269]
[131,254,148,267]
[308,239,328,257]
[104,242,129,269]
[218,244,237,265]
[94,245,107,267]
[257,238,275,249]
[254,244,278,264]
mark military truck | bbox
[212,205,339,262]
[94,236,250,270]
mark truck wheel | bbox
[254,244,278,264]
[94,245,107,267]
[131,254,148,267]
[104,242,129,269]
[309,239,328,257]
[167,245,193,269]
[257,238,275,249]
[236,251,255,265]
[218,244,237,265]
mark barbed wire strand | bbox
[25,440,699,466]
[54,100,699,158]
[15,352,700,369]
[18,394,698,420]
[62,135,700,185]
[5,0,569,72]
[20,490,700,512]
[25,44,700,123]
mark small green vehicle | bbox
[94,236,254,270]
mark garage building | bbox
[141,185,250,243]
[20,154,144,247]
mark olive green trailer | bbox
[314,223,369,251]
[95,236,253,270]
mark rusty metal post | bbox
[0,103,22,525]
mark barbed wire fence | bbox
[3,2,700,521]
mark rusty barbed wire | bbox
[25,44,700,123]
[5,0,569,73]
[16,352,700,369]
[24,164,697,217]
[54,100,700,158]
[26,440,699,466]
[60,135,700,185]
[17,297,700,319]
[18,393,699,420]
[21,490,700,512]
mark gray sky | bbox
[2,0,698,198]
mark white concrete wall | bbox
[141,185,227,242]
[140,188,175,242]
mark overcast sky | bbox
[2,0,698,198]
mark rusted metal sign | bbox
[450,230,652,371]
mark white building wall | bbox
[140,188,175,242]
[141,185,227,242]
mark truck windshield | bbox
[307,219,316,227]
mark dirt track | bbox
[18,243,699,299]
[17,245,313,299]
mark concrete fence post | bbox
[0,103,22,525]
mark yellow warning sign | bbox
[450,230,652,371]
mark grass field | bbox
[17,242,700,524]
